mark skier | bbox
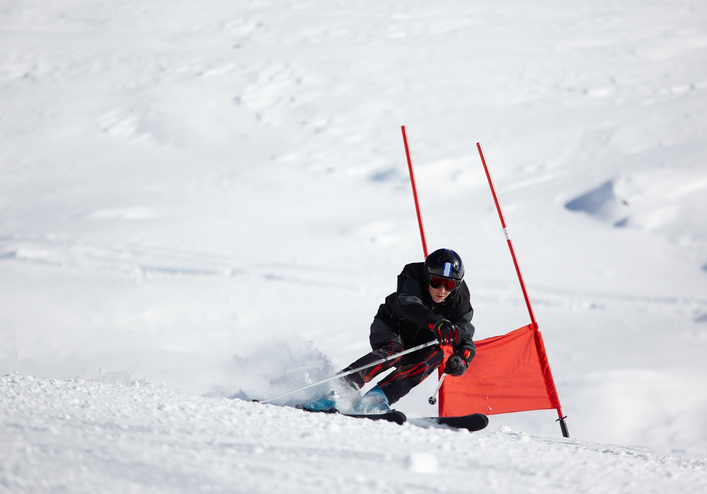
[304,248,476,413]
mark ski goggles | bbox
[429,276,459,291]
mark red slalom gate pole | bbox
[476,142,537,329]
[401,126,429,258]
[476,142,569,438]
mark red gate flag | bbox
[439,324,563,417]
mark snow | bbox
[3,374,706,493]
[1,0,707,491]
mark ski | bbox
[298,406,407,425]
[269,399,485,430]
[415,413,489,431]
[342,410,407,425]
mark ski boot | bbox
[300,391,339,413]
[351,385,391,414]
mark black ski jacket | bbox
[373,262,476,361]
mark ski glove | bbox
[444,354,468,376]
[431,320,459,346]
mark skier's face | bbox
[428,283,452,303]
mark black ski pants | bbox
[342,318,444,404]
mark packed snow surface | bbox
[2,374,706,493]
[2,0,707,491]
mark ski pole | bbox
[428,373,447,405]
[256,340,439,404]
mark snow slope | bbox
[2,373,706,493]
[1,0,707,489]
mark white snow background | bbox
[1,0,707,492]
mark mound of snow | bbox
[565,180,629,226]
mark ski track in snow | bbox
[2,233,706,313]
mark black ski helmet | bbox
[425,248,465,282]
